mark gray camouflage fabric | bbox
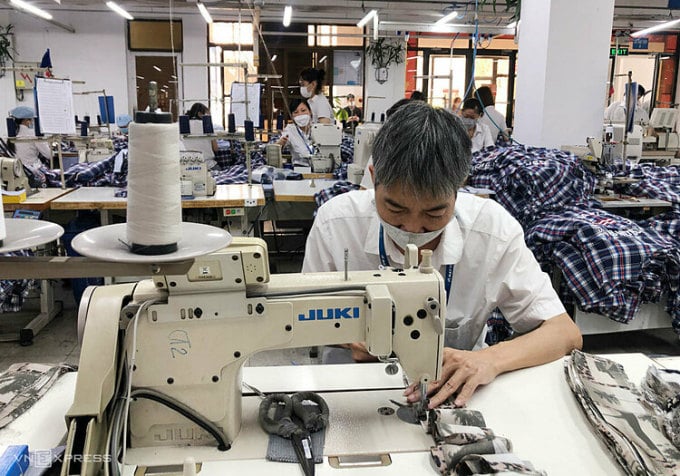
[0,362,76,429]
[640,366,680,449]
[427,407,546,475]
[565,350,680,475]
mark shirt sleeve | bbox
[316,95,334,121]
[302,207,338,273]
[492,225,566,333]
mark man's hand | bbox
[277,135,289,147]
[403,347,500,408]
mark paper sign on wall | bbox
[34,77,76,135]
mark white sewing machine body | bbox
[86,138,115,163]
[310,123,342,173]
[348,122,381,185]
[180,150,216,196]
[0,157,33,194]
[62,238,445,475]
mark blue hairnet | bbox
[10,106,35,119]
[116,114,132,127]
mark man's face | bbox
[461,108,480,120]
[372,174,456,249]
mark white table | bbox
[2,355,660,475]
[273,179,339,202]
[593,194,672,210]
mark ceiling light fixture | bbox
[271,54,278,62]
[319,55,327,63]
[357,9,377,28]
[106,1,134,21]
[153,65,162,72]
[10,0,53,20]
[632,18,680,37]
[197,2,213,24]
[435,10,458,26]
[373,12,379,40]
[283,5,292,27]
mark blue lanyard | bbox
[379,224,453,304]
[295,126,314,155]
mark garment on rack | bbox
[565,350,680,476]
[0,362,76,429]
[467,145,597,227]
[525,207,680,330]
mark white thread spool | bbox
[0,197,6,247]
[126,121,182,254]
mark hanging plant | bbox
[0,25,15,77]
[365,37,405,84]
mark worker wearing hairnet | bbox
[10,106,52,169]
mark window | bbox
[307,25,363,47]
[209,22,253,46]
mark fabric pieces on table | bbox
[468,145,597,228]
[427,407,546,476]
[265,400,326,464]
[617,164,680,208]
[640,366,680,449]
[0,250,38,313]
[0,362,77,429]
[565,350,680,476]
[525,206,680,330]
[314,181,360,208]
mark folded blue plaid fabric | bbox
[468,145,597,227]
[0,250,37,313]
[525,207,680,329]
[313,180,359,208]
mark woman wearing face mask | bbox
[298,67,334,125]
[10,106,52,169]
[277,99,315,166]
[460,98,494,153]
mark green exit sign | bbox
[610,47,629,56]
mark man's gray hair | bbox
[372,101,471,198]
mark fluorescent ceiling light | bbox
[407,55,419,60]
[435,10,458,26]
[373,13,378,40]
[632,18,680,37]
[357,9,377,28]
[153,65,162,72]
[283,5,292,27]
[271,54,278,62]
[319,55,327,63]
[197,2,213,24]
[10,0,53,20]
[136,75,144,80]
[106,1,134,21]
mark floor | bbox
[1,270,679,372]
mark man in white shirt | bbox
[303,101,582,408]
[460,98,495,152]
[10,106,52,169]
[604,85,650,125]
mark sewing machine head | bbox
[348,122,381,185]
[310,123,342,168]
[0,157,33,195]
[179,150,216,197]
[70,238,445,459]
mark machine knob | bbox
[385,363,399,375]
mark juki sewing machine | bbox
[85,137,115,163]
[61,237,445,475]
[180,150,216,197]
[0,157,33,194]
[309,123,342,173]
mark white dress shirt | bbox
[282,123,313,166]
[604,100,650,124]
[308,94,334,124]
[470,122,495,153]
[15,124,52,169]
[302,190,566,350]
[479,105,506,139]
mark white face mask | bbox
[293,114,311,127]
[300,85,313,98]
[379,217,445,249]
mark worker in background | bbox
[460,98,495,152]
[604,85,650,125]
[476,86,507,140]
[343,93,362,128]
[299,68,334,124]
[186,102,218,153]
[115,114,132,135]
[452,97,462,115]
[9,106,52,169]
[277,99,314,167]
[303,101,582,408]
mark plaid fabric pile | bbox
[524,206,680,330]
[616,164,680,208]
[0,250,37,313]
[468,145,597,227]
[313,180,359,208]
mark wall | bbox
[363,37,407,122]
[0,11,208,136]
[514,0,615,148]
